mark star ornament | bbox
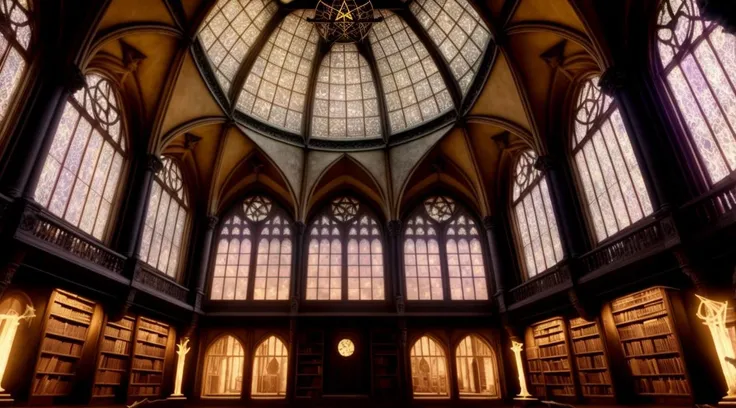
[310,0,383,43]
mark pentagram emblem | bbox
[331,197,359,222]
[424,196,456,222]
[336,1,353,21]
[244,196,272,222]
[310,0,382,43]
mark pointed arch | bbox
[251,334,289,398]
[201,334,245,397]
[410,335,450,398]
[0,0,32,135]
[455,334,500,398]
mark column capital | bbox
[146,154,163,173]
[294,221,306,236]
[61,64,86,93]
[481,216,498,231]
[598,66,627,96]
[206,215,219,230]
[697,0,736,33]
[533,155,554,172]
[387,220,402,237]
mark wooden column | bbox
[290,222,306,313]
[482,216,508,311]
[192,215,218,310]
[117,155,163,259]
[387,220,405,313]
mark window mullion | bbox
[342,224,348,301]
[438,224,451,301]
[246,226,259,301]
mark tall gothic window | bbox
[0,0,31,127]
[511,151,563,278]
[656,0,736,185]
[251,335,288,398]
[403,196,489,301]
[455,335,499,398]
[210,196,292,301]
[306,197,385,301]
[202,335,244,397]
[34,74,126,241]
[139,157,189,279]
[410,335,449,398]
[572,76,653,242]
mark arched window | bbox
[311,43,381,139]
[0,0,31,128]
[202,335,244,397]
[306,197,385,301]
[210,196,292,301]
[572,76,653,242]
[511,151,563,279]
[656,0,736,185]
[251,335,288,398]
[139,157,189,279]
[199,0,278,93]
[403,196,489,301]
[410,335,449,398]
[34,74,126,241]
[455,335,499,398]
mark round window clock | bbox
[337,338,355,357]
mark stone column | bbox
[118,155,163,258]
[289,222,305,313]
[192,215,219,311]
[482,216,507,311]
[387,220,405,313]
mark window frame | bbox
[401,195,492,303]
[0,0,34,146]
[250,333,289,399]
[453,333,500,399]
[409,333,452,399]
[201,334,247,399]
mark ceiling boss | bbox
[309,0,383,43]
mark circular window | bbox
[337,338,355,357]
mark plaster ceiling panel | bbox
[303,151,343,205]
[486,0,506,17]
[216,127,256,192]
[509,0,587,34]
[466,123,504,209]
[181,0,208,22]
[98,0,176,32]
[469,52,532,133]
[187,123,224,191]
[160,52,225,139]
[346,150,389,202]
[439,128,487,212]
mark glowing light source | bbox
[0,305,35,399]
[171,338,190,398]
[510,341,532,399]
[696,295,736,402]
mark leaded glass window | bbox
[370,10,453,134]
[409,0,491,94]
[656,0,736,185]
[511,151,563,279]
[199,0,277,94]
[455,335,499,398]
[139,157,189,279]
[251,335,288,398]
[312,43,381,138]
[202,335,244,397]
[34,74,126,241]
[237,10,319,132]
[410,335,449,398]
[403,196,489,301]
[572,76,653,242]
[0,0,31,127]
[210,196,292,301]
[306,196,385,301]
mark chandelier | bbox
[308,0,383,43]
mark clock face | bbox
[337,338,355,357]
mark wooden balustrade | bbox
[680,177,736,232]
[133,264,189,304]
[507,266,571,305]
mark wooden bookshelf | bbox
[568,317,614,399]
[370,329,399,398]
[32,289,95,399]
[525,317,575,399]
[128,317,170,398]
[610,287,691,399]
[92,315,135,400]
[295,329,323,399]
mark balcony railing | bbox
[17,208,126,275]
[507,266,571,306]
[680,177,736,233]
[133,265,189,304]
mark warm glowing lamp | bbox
[0,305,35,403]
[510,340,535,403]
[696,295,736,405]
[169,338,190,400]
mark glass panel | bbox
[445,215,487,300]
[410,336,449,397]
[202,335,245,397]
[347,214,384,300]
[456,335,498,397]
[370,10,453,134]
[251,335,288,398]
[404,213,443,301]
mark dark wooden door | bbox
[324,329,369,395]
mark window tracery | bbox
[403,196,489,301]
[656,0,736,184]
[139,157,189,279]
[455,335,498,398]
[410,335,449,398]
[511,151,563,278]
[572,76,653,242]
[202,335,244,397]
[306,196,385,301]
[210,195,292,301]
[34,74,126,241]
[0,0,30,127]
[251,335,288,398]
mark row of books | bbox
[545,374,574,385]
[101,338,130,355]
[92,385,116,396]
[32,376,72,396]
[37,356,74,373]
[550,386,575,396]
[537,332,565,345]
[46,318,88,339]
[570,324,598,338]
[581,384,613,396]
[576,355,607,370]
[129,385,160,396]
[51,304,91,323]
[579,371,611,384]
[95,370,124,384]
[611,288,662,311]
[618,318,671,340]
[539,344,567,357]
[139,320,168,334]
[614,302,665,324]
[628,357,684,375]
[133,358,163,371]
[572,338,603,353]
[131,372,163,383]
[99,355,127,370]
[635,377,690,395]
[623,336,677,356]
[137,331,166,345]
[531,374,543,384]
[42,337,83,357]
[54,293,94,313]
[135,344,166,357]
[541,359,570,371]
[104,325,132,339]
[533,321,562,335]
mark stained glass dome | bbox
[196,0,493,147]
